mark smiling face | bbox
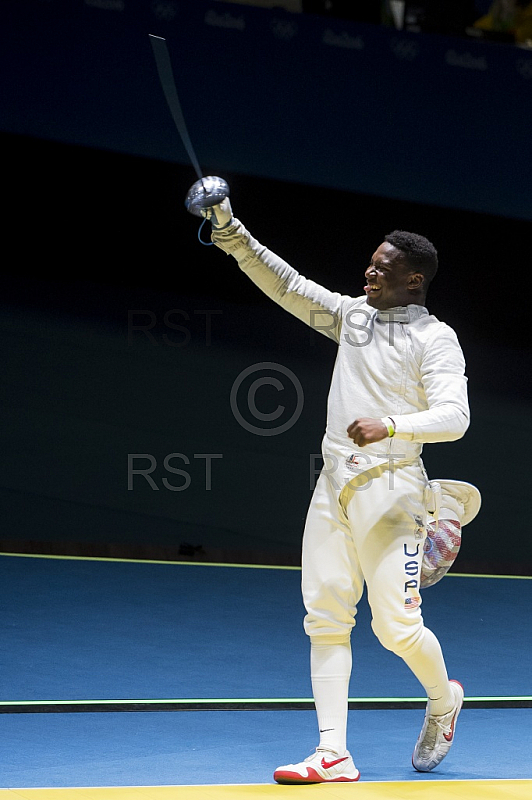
[364,242,425,310]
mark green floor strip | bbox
[1,695,531,713]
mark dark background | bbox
[1,0,531,573]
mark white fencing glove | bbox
[201,197,233,230]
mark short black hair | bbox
[385,230,438,287]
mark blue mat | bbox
[0,708,531,786]
[1,554,531,701]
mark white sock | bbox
[402,627,454,715]
[310,639,352,755]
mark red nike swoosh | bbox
[443,712,457,742]
[321,756,349,769]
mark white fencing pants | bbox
[303,461,429,649]
[302,462,453,752]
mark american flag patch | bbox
[404,596,421,611]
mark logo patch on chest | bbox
[345,454,360,472]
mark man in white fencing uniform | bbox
[205,197,479,783]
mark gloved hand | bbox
[201,197,233,230]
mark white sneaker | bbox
[412,680,464,772]
[274,748,360,784]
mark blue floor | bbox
[0,554,531,787]
[1,554,531,701]
[0,708,531,786]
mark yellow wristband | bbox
[382,416,396,437]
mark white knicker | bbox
[302,461,429,658]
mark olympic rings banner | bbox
[1,0,531,218]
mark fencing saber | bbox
[148,34,229,222]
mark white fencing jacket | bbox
[213,220,470,487]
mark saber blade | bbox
[149,34,203,180]
[149,34,230,233]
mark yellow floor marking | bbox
[0,553,299,571]
[2,782,531,800]
[1,553,531,579]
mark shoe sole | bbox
[274,767,361,784]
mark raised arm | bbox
[206,199,346,344]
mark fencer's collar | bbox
[375,305,428,324]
